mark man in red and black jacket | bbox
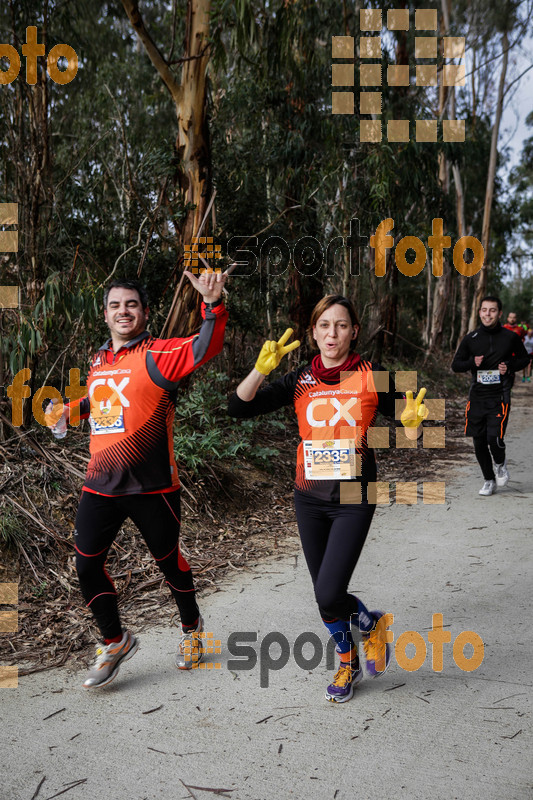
[503,311,526,341]
[50,273,228,689]
[452,296,529,497]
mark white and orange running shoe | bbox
[82,631,138,689]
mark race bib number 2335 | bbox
[303,438,358,480]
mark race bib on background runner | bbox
[303,438,358,480]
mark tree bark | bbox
[468,30,509,330]
[121,0,212,338]
[427,0,452,353]
[451,163,471,343]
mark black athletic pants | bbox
[473,437,506,480]
[466,395,510,481]
[293,489,376,621]
[74,489,199,639]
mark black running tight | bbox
[74,490,199,639]
[293,489,376,621]
[473,435,505,481]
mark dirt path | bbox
[1,385,532,800]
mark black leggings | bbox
[293,489,376,621]
[473,435,505,480]
[74,490,199,639]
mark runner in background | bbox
[503,311,526,341]
[452,296,529,496]
[523,328,533,383]
[46,273,228,688]
[228,294,427,703]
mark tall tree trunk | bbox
[121,0,212,338]
[4,5,53,423]
[468,29,509,330]
[368,249,396,362]
[427,0,452,353]
[452,163,471,342]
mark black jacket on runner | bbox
[451,322,529,400]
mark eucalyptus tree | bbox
[457,0,533,329]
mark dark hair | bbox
[479,295,502,312]
[103,280,149,310]
[307,294,360,350]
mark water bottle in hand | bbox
[45,401,68,440]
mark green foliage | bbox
[0,0,529,404]
[0,506,28,551]
[0,271,103,379]
[174,370,286,474]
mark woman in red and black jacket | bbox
[228,294,426,704]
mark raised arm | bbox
[229,328,300,417]
[236,328,300,402]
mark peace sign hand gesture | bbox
[255,328,301,376]
[400,388,429,428]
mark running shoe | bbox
[176,615,204,670]
[362,610,391,677]
[479,479,496,496]
[325,657,363,703]
[494,462,509,487]
[82,631,138,689]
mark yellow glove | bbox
[255,328,300,376]
[401,388,428,428]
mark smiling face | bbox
[312,303,359,367]
[104,287,148,348]
[479,300,502,329]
